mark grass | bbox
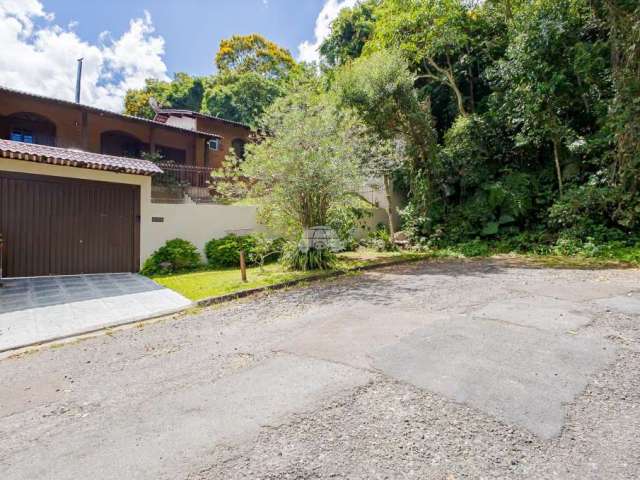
[151,244,639,301]
[151,250,427,301]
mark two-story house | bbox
[0,87,252,277]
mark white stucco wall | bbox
[144,203,261,261]
[163,116,197,131]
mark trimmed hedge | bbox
[141,238,201,275]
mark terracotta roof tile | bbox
[0,139,163,176]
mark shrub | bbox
[328,204,368,251]
[141,238,201,275]
[281,242,336,271]
[204,234,258,268]
[455,239,492,257]
[365,224,396,252]
[204,233,285,268]
[249,234,286,270]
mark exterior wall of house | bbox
[360,177,403,229]
[164,116,197,130]
[196,117,250,168]
[0,158,261,267]
[145,203,261,260]
[0,91,206,165]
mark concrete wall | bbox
[145,203,261,261]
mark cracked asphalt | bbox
[0,259,639,479]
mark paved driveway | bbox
[0,260,639,479]
[0,274,192,351]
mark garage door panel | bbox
[1,174,54,277]
[0,171,139,277]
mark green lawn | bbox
[151,247,639,302]
[151,250,427,301]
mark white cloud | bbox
[298,0,358,63]
[0,0,169,112]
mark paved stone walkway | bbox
[0,274,191,351]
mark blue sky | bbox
[0,0,357,111]
[41,0,327,77]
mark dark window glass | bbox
[10,130,34,143]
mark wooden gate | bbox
[0,171,140,277]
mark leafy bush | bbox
[281,242,337,271]
[205,233,285,268]
[141,238,201,275]
[205,234,258,268]
[249,234,286,270]
[327,204,368,251]
[547,183,627,241]
[455,239,492,257]
[364,223,396,252]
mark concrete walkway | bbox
[0,274,192,352]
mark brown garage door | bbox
[0,171,140,277]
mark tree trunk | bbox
[447,69,467,117]
[383,174,396,238]
[552,138,564,198]
[504,0,513,21]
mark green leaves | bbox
[215,34,296,79]
[241,79,365,235]
[202,72,284,127]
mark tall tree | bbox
[368,0,475,116]
[492,0,608,198]
[202,72,284,127]
[241,81,364,235]
[601,0,640,205]
[319,0,379,67]
[215,34,296,79]
[124,73,205,119]
[335,50,437,215]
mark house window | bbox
[207,138,220,151]
[10,129,35,144]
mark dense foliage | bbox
[132,0,639,265]
[124,34,296,127]
[320,0,640,251]
[240,78,365,236]
[141,239,201,275]
[204,233,284,268]
[204,234,258,268]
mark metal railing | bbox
[154,162,214,188]
[152,162,215,204]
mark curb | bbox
[196,256,427,308]
[0,303,191,356]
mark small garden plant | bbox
[141,238,201,275]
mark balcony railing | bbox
[152,162,215,204]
